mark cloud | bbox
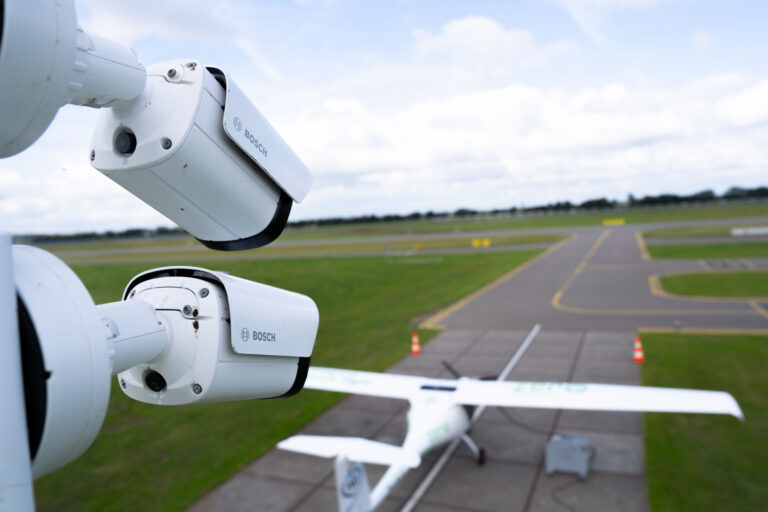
[76,0,234,45]
[553,0,665,42]
[76,0,285,85]
[3,12,766,233]
[411,17,576,87]
[412,16,574,65]
[691,30,716,52]
[714,79,768,127]
[301,16,577,109]
[286,72,768,218]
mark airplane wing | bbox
[278,435,421,467]
[306,367,743,419]
[305,366,435,400]
[452,379,744,419]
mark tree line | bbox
[16,185,768,243]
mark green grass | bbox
[660,271,768,297]
[644,224,768,239]
[647,242,768,259]
[278,201,768,239]
[47,233,563,265]
[30,201,768,251]
[644,226,733,238]
[642,332,768,512]
[35,250,539,512]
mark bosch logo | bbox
[233,116,242,131]
[240,327,250,342]
[340,467,363,498]
[253,330,276,343]
[244,129,268,157]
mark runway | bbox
[187,220,768,512]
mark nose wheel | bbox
[460,434,486,466]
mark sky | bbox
[2,0,768,234]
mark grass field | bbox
[641,332,768,512]
[34,250,539,512]
[27,200,768,253]
[44,233,563,265]
[643,225,749,238]
[278,201,768,239]
[660,271,768,297]
[647,242,768,259]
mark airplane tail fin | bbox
[334,455,371,512]
[278,435,421,512]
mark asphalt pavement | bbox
[187,220,768,512]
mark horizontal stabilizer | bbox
[453,379,744,420]
[278,435,421,467]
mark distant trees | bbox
[723,186,768,199]
[628,189,718,206]
[579,198,615,209]
[15,185,768,242]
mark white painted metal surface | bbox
[222,77,312,202]
[0,235,35,512]
[91,60,311,245]
[119,269,317,405]
[335,456,371,512]
[306,367,743,419]
[97,300,168,374]
[12,245,111,479]
[124,266,318,358]
[0,0,144,157]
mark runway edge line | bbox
[419,235,576,330]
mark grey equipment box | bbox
[545,434,593,479]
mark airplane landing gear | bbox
[460,434,486,465]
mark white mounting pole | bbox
[97,300,168,375]
[0,234,36,512]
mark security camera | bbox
[11,245,318,479]
[117,266,319,404]
[1,0,311,250]
[14,245,172,478]
[0,0,146,157]
[89,60,312,251]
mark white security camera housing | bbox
[11,245,317,479]
[90,60,312,251]
[12,245,112,479]
[117,267,319,405]
[0,0,145,157]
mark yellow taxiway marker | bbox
[420,234,576,330]
[634,231,651,261]
[553,231,764,317]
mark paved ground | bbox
[188,220,768,512]
[436,225,768,332]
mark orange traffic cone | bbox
[411,331,421,355]
[633,336,645,363]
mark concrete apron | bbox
[188,327,646,512]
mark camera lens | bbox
[144,370,167,392]
[114,129,137,155]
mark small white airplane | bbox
[279,337,743,511]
